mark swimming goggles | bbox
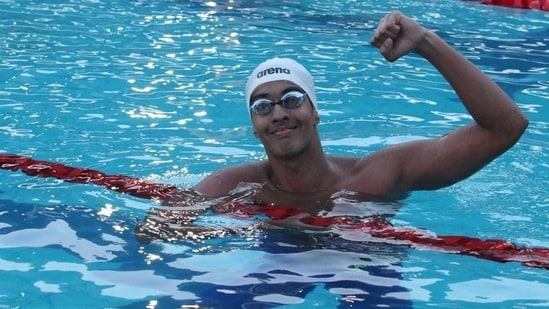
[250,91,308,116]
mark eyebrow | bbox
[250,86,304,103]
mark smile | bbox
[271,125,298,137]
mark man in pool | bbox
[133,11,532,306]
[136,10,528,240]
[191,11,528,206]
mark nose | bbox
[270,102,290,121]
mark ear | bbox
[251,118,258,137]
[313,110,320,126]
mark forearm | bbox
[415,31,528,138]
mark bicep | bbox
[398,124,514,191]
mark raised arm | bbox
[368,11,528,192]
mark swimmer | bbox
[135,11,528,240]
[189,11,528,208]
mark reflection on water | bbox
[134,182,405,243]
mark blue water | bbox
[1,0,548,308]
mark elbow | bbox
[512,112,529,142]
[501,110,528,149]
[484,107,529,154]
[519,113,529,133]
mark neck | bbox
[266,149,336,194]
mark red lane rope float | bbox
[218,201,549,269]
[474,0,549,10]
[1,153,548,269]
[0,154,180,200]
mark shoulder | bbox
[194,161,268,197]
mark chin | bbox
[270,143,307,159]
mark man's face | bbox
[250,80,319,158]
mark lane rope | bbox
[1,153,548,269]
[0,153,179,200]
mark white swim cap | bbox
[245,58,317,114]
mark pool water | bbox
[1,0,548,308]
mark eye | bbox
[281,91,305,107]
[251,98,273,115]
